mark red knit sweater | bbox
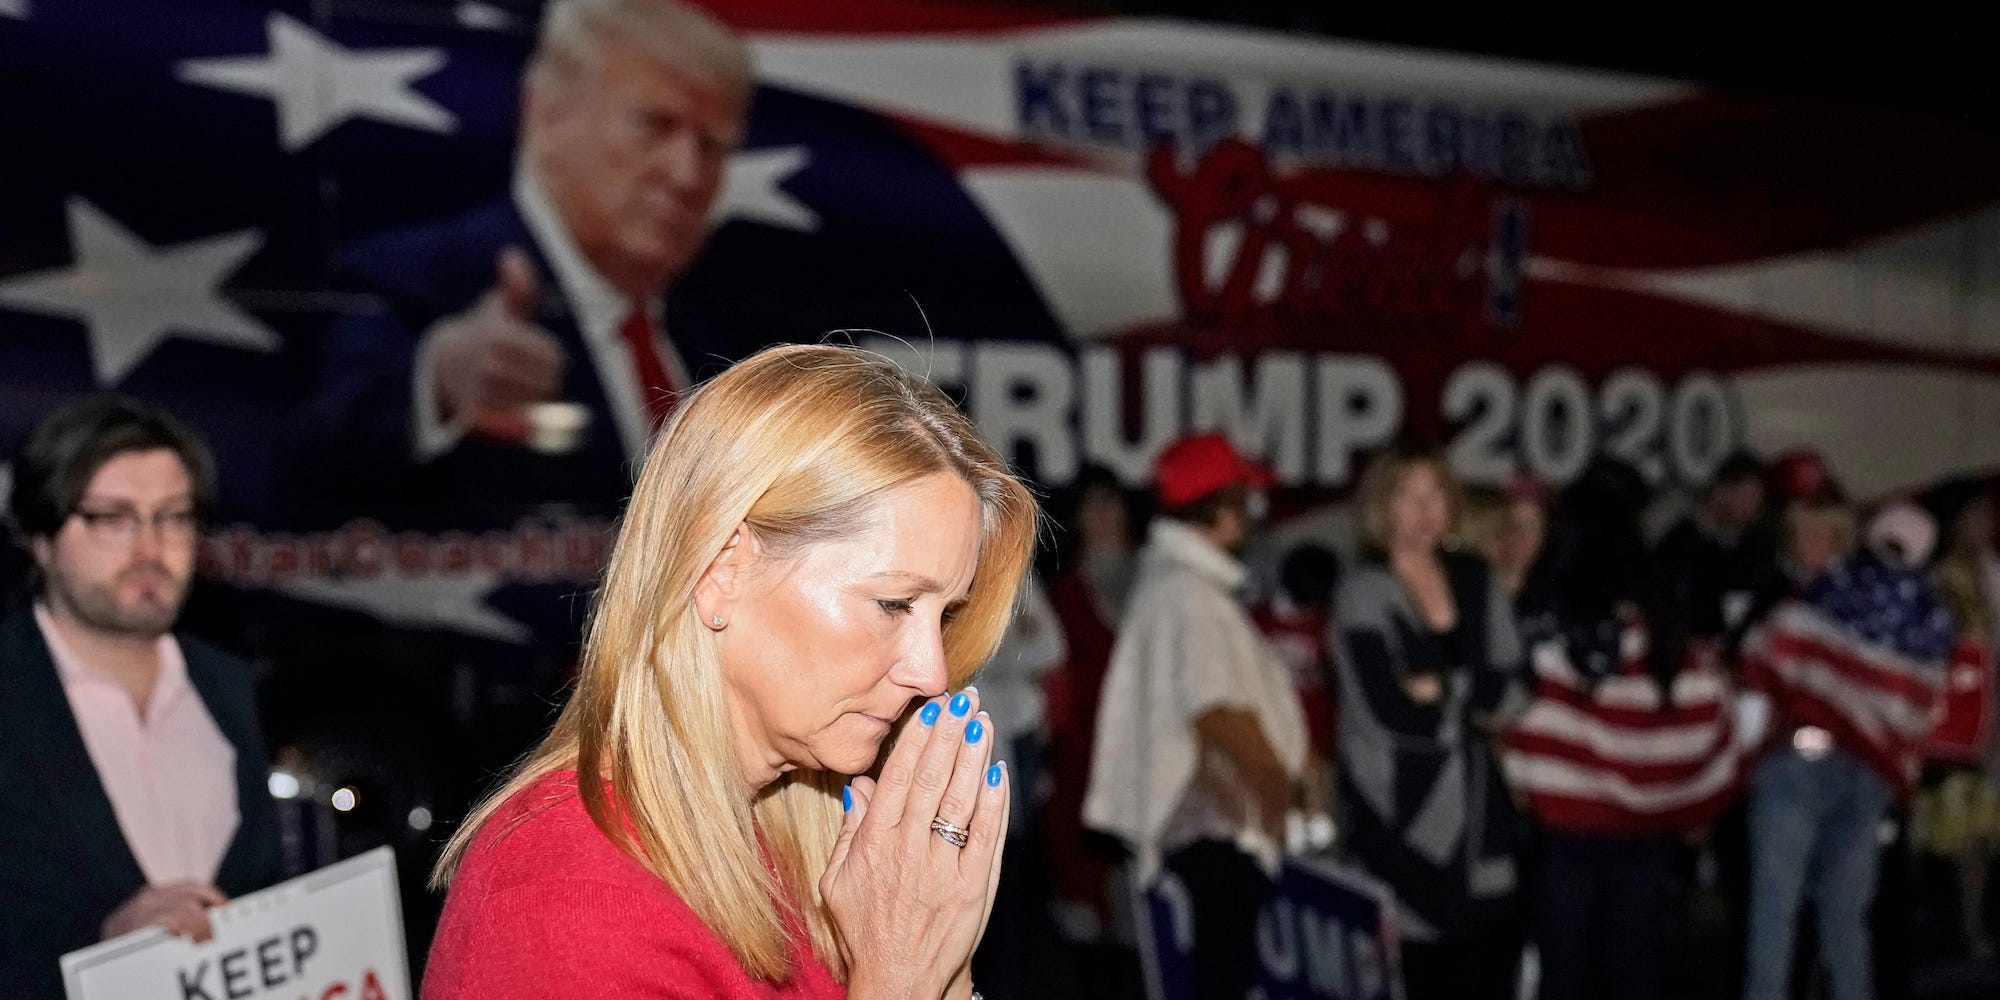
[423,772,846,999]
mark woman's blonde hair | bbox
[1355,446,1462,556]
[432,344,1037,982]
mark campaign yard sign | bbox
[61,848,408,1000]
[1140,854,1402,1000]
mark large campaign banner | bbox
[738,7,2000,502]
[6,1,1997,525]
[2,0,1997,870]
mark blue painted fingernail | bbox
[949,692,972,717]
[842,785,852,812]
[965,719,984,744]
[987,763,1004,787]
[920,702,941,726]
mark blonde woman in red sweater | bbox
[423,345,1036,999]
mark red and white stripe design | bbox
[1922,636,1994,766]
[1740,600,1945,795]
[1504,629,1743,835]
[717,3,2000,498]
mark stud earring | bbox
[711,615,724,628]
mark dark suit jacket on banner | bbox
[0,612,281,1000]
[287,197,738,530]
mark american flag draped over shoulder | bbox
[1504,626,1744,836]
[1740,556,1959,796]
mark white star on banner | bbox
[714,146,819,232]
[176,13,455,152]
[279,572,532,645]
[0,198,277,385]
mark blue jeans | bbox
[1743,744,1892,1000]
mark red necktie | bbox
[618,304,678,429]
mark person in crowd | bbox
[1739,496,1957,1000]
[423,345,1035,998]
[1503,458,1734,1000]
[976,574,1066,823]
[1651,450,1781,987]
[1462,476,1557,662]
[1653,450,1782,657]
[1084,433,1308,999]
[1461,476,1549,607]
[1916,479,2000,960]
[1255,541,1343,765]
[1255,542,1344,851]
[290,0,751,527]
[1041,464,1141,946]
[0,397,281,999]
[966,572,1074,999]
[1328,447,1528,1000]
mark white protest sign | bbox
[62,846,410,1000]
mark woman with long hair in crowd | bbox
[423,345,1037,999]
[1504,458,1737,1000]
[1329,447,1528,1000]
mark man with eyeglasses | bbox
[0,396,279,999]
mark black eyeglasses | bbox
[70,507,199,546]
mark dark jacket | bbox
[284,197,737,531]
[0,612,281,999]
[1652,516,1784,660]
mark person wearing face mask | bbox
[289,0,750,528]
[1084,432,1308,1000]
[0,397,281,999]
[1329,447,1529,1000]
[423,345,1036,999]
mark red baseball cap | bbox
[1152,432,1276,508]
[1772,448,1839,502]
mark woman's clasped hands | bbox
[821,688,1007,1000]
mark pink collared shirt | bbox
[35,605,239,886]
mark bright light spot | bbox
[331,787,358,812]
[407,806,434,832]
[268,771,300,799]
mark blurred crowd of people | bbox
[987,438,2000,1000]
